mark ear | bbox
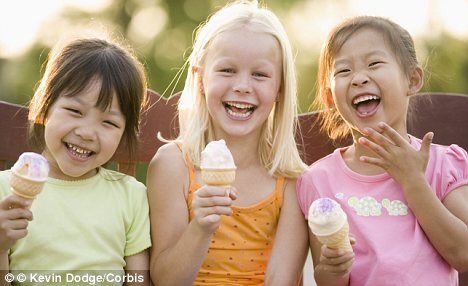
[191,66,204,94]
[407,66,424,96]
[324,88,335,108]
[275,92,280,102]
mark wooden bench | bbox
[1,91,467,283]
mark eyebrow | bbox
[69,96,123,117]
[69,96,88,106]
[333,50,389,66]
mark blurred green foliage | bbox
[1,0,468,183]
[1,0,467,110]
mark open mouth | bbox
[223,101,257,120]
[65,142,94,159]
[352,95,381,117]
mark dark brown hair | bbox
[29,38,147,162]
[315,16,419,140]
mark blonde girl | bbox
[148,1,308,285]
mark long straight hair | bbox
[176,1,306,178]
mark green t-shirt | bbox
[0,167,151,271]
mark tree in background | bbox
[1,0,467,113]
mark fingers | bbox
[228,187,237,200]
[320,245,355,275]
[420,132,434,156]
[4,207,33,221]
[196,186,230,198]
[376,122,409,147]
[358,137,389,159]
[349,234,356,245]
[359,155,386,169]
[2,219,29,230]
[192,186,235,231]
[0,195,32,210]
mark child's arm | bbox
[310,230,354,286]
[360,123,468,271]
[265,179,309,285]
[0,195,32,271]
[147,143,234,285]
[124,250,150,286]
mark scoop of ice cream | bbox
[201,140,236,169]
[11,152,49,182]
[308,198,347,236]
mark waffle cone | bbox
[10,171,45,199]
[316,222,352,252]
[201,168,236,187]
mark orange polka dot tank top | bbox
[184,152,284,285]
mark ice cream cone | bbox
[10,171,46,199]
[201,168,236,187]
[316,222,353,252]
[9,152,49,207]
[308,198,353,252]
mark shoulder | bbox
[410,135,467,162]
[148,142,187,176]
[0,170,11,182]
[147,142,189,191]
[425,139,468,169]
[97,168,147,196]
[300,149,340,181]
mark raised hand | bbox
[191,186,237,234]
[358,122,433,189]
[0,195,33,253]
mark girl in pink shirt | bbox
[296,16,468,286]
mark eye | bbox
[334,69,350,76]
[219,68,235,74]
[369,61,383,67]
[253,72,268,78]
[103,120,120,128]
[64,107,81,115]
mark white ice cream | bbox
[308,198,347,236]
[11,152,49,181]
[200,140,236,169]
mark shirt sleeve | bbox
[0,171,12,200]
[124,178,151,257]
[296,172,320,219]
[437,144,468,200]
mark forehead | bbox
[60,79,121,111]
[205,27,282,67]
[335,28,392,59]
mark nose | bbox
[233,73,253,94]
[351,71,369,86]
[74,124,97,141]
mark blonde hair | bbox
[315,16,420,140]
[175,0,306,178]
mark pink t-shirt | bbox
[297,135,467,286]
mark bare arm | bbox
[359,124,468,271]
[0,195,33,274]
[0,252,10,286]
[309,230,353,286]
[148,143,234,285]
[404,183,468,271]
[124,250,150,286]
[265,180,308,286]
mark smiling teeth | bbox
[67,143,92,155]
[353,95,379,105]
[226,102,255,109]
[227,109,252,118]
